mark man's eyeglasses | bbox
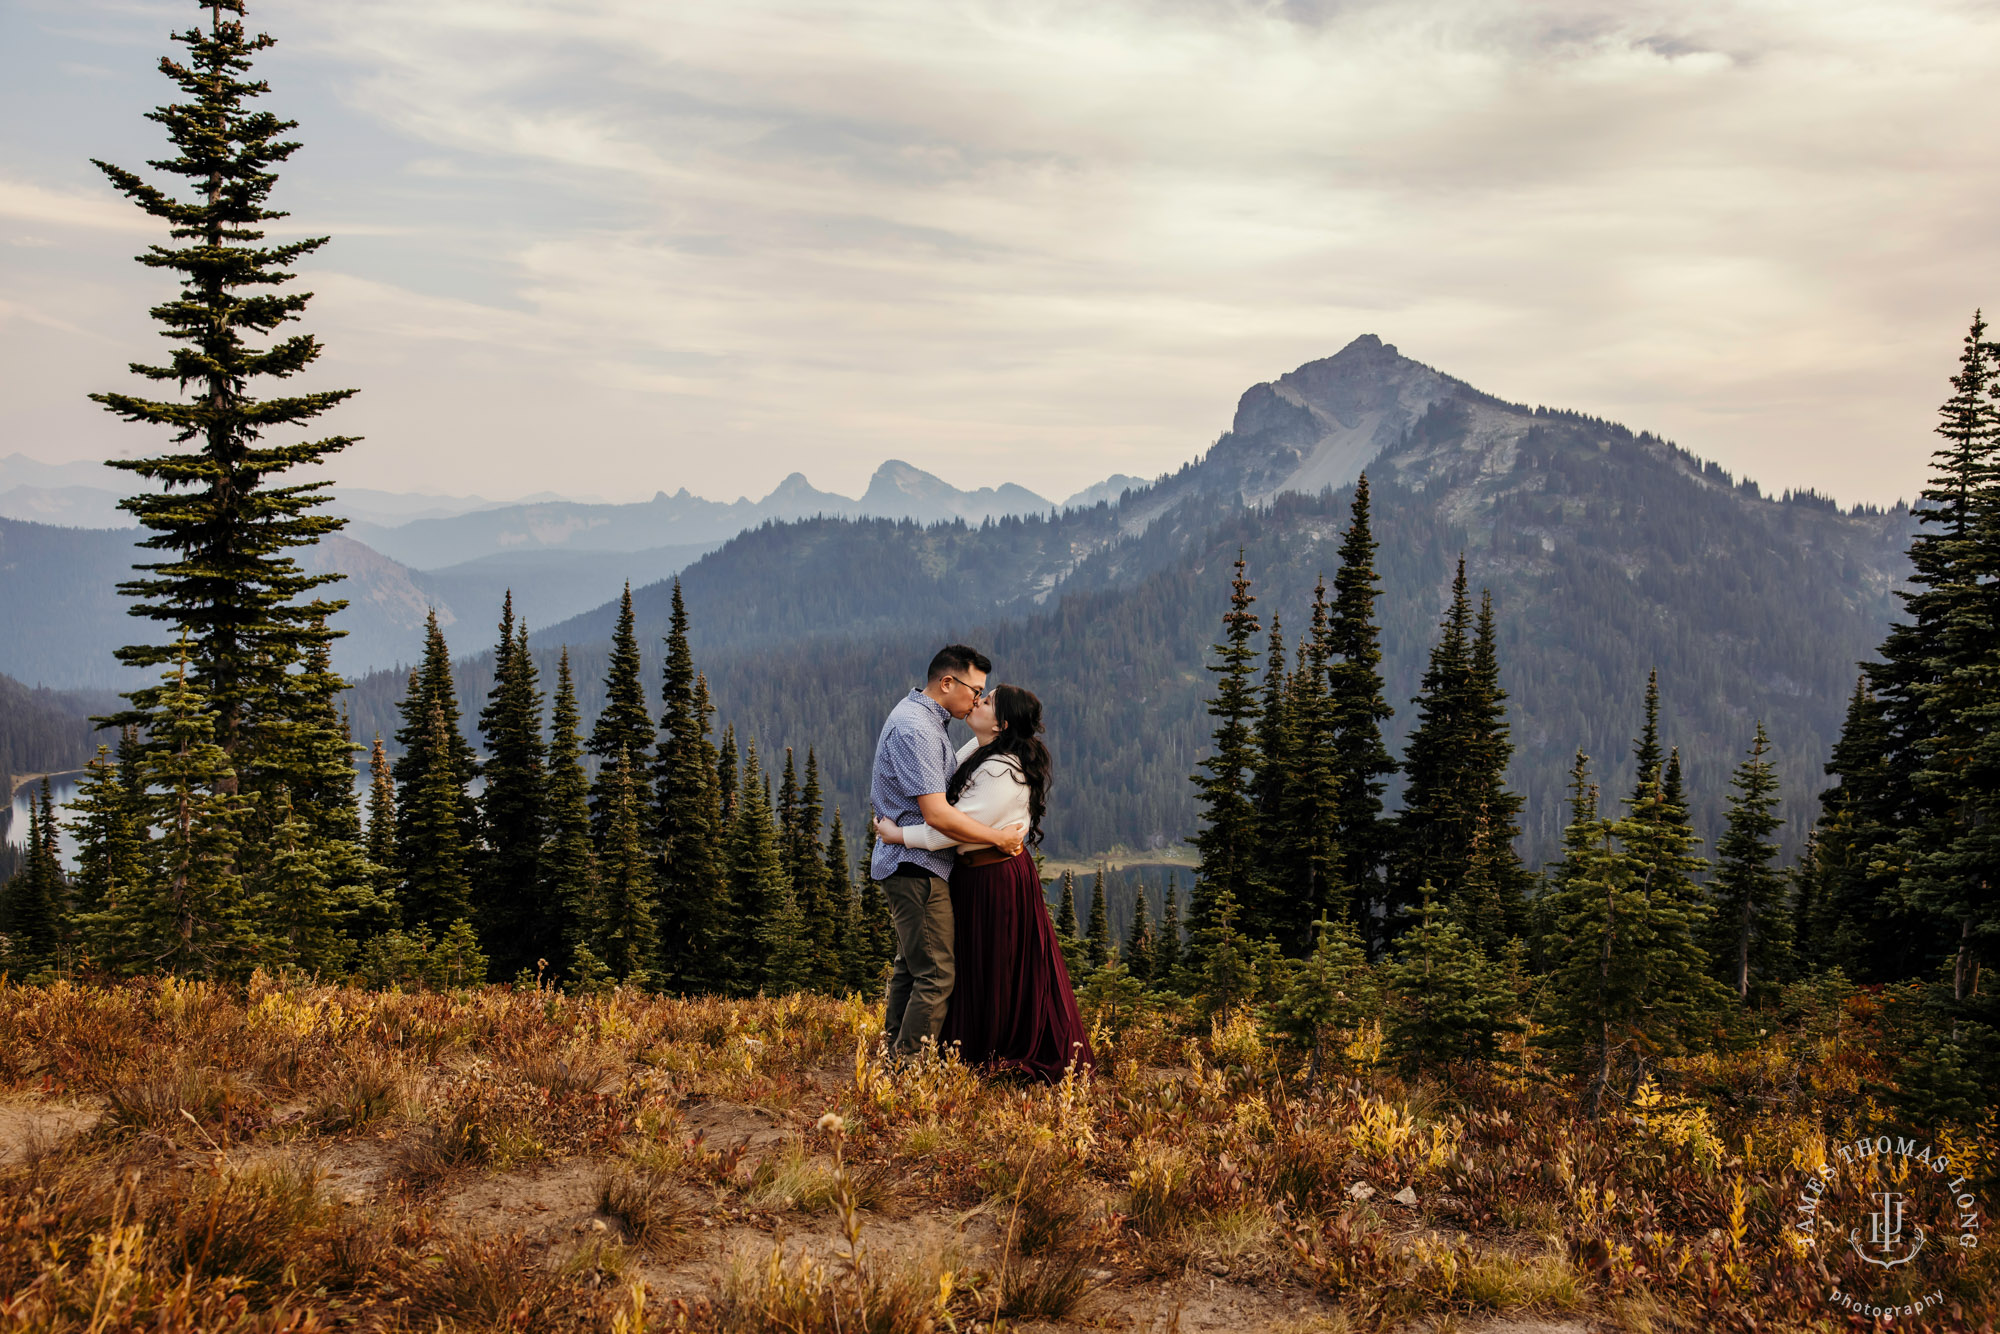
[945,676,993,702]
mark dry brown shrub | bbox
[597,1161,685,1250]
[99,1062,266,1143]
[390,1230,598,1331]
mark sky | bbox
[2,0,1995,509]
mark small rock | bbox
[1393,1186,1418,1207]
[1347,1180,1376,1201]
[1087,1269,1113,1281]
[1204,1259,1228,1276]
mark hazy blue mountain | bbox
[350,461,1055,568]
[1061,474,1147,510]
[341,334,1912,869]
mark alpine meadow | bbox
[0,5,1994,1334]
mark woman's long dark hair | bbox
[946,684,1050,848]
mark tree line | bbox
[1115,313,1996,1118]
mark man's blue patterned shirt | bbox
[869,689,957,882]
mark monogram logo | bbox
[1850,1189,1925,1268]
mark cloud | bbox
[6,0,1997,505]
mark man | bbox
[870,643,1023,1057]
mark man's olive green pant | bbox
[880,867,955,1055]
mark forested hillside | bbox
[342,339,1912,868]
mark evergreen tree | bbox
[1248,613,1294,941]
[1393,559,1526,947]
[1892,314,2000,999]
[852,821,895,992]
[1811,679,1912,979]
[365,734,397,908]
[655,582,727,991]
[255,786,348,973]
[1156,883,1184,987]
[1538,753,1726,1115]
[826,812,867,992]
[1085,865,1112,969]
[1189,552,1263,968]
[717,725,739,826]
[90,2,354,788]
[596,748,660,983]
[1708,722,1791,1002]
[1326,474,1398,943]
[589,583,654,836]
[1124,880,1154,983]
[392,613,479,918]
[97,656,253,976]
[1055,869,1079,940]
[1631,669,1665,798]
[1383,883,1519,1076]
[795,749,838,990]
[1279,577,1346,949]
[726,745,789,993]
[541,649,601,980]
[1464,592,1531,942]
[1269,914,1378,1084]
[476,596,549,977]
[1,780,65,970]
[399,702,477,939]
[67,743,144,933]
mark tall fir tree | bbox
[364,734,397,909]
[1085,866,1112,968]
[717,725,739,827]
[589,583,654,837]
[1464,592,1531,942]
[795,749,839,990]
[595,748,660,982]
[1707,722,1791,1002]
[399,702,477,939]
[1811,678,1913,979]
[476,597,550,977]
[392,612,479,921]
[1631,669,1665,798]
[851,818,895,992]
[90,1,354,791]
[1889,314,2000,998]
[1248,612,1294,941]
[1394,559,1527,948]
[541,649,601,980]
[825,812,866,993]
[1326,474,1398,943]
[655,583,728,991]
[1124,880,1155,983]
[1189,552,1263,968]
[1279,577,1346,950]
[1055,869,1080,941]
[725,745,789,993]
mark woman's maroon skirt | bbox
[939,848,1095,1082]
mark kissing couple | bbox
[867,644,1095,1081]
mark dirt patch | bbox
[437,1159,609,1242]
[683,1099,793,1152]
[0,1098,99,1164]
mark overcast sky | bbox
[3,0,1995,508]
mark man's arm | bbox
[916,792,1025,856]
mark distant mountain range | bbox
[333,335,1909,868]
[0,455,1112,687]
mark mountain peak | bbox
[1199,335,1454,504]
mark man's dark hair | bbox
[926,644,991,683]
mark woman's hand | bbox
[873,815,907,846]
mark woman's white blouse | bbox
[899,738,1030,852]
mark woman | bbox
[875,685,1094,1082]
